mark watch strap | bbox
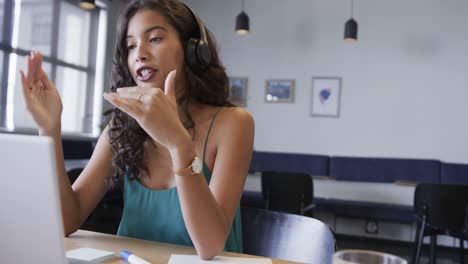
[174,165,194,177]
[174,156,199,177]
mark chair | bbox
[412,183,468,264]
[261,171,314,216]
[241,206,335,263]
[241,191,265,209]
[466,205,468,239]
[62,140,95,159]
[67,168,123,234]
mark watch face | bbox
[192,156,203,174]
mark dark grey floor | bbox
[336,235,468,264]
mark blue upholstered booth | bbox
[249,151,329,176]
[243,151,468,227]
[330,156,441,183]
[319,156,442,223]
[243,152,450,225]
[440,162,468,185]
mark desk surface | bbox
[65,230,300,264]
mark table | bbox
[65,230,301,264]
[65,159,90,172]
[245,173,415,206]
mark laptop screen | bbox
[0,134,67,264]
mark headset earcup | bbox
[186,38,211,70]
[186,38,198,69]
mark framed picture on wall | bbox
[310,77,342,117]
[229,77,248,107]
[265,79,295,103]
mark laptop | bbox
[0,133,67,263]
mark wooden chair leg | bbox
[429,234,437,264]
[412,216,426,264]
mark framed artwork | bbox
[265,79,295,103]
[229,77,248,107]
[310,77,342,117]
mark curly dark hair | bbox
[107,0,232,186]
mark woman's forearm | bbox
[171,144,230,260]
[40,127,81,235]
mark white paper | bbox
[66,247,115,263]
[168,254,272,264]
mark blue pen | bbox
[120,250,152,264]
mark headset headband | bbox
[182,3,208,44]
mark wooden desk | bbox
[65,230,301,264]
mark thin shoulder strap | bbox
[202,107,223,161]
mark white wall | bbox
[185,0,468,163]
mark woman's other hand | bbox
[20,51,63,135]
[104,70,190,151]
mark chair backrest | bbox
[261,171,313,214]
[241,207,335,263]
[414,183,468,235]
[67,167,82,184]
[466,205,468,237]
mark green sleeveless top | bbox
[117,109,243,253]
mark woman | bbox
[20,0,254,259]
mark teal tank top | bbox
[117,109,243,253]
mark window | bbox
[0,0,107,136]
[14,0,53,55]
[31,15,52,46]
[0,1,4,39]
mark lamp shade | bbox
[235,11,250,35]
[344,18,358,41]
[80,0,96,10]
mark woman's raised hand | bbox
[103,70,191,151]
[20,51,63,135]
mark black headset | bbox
[183,3,211,71]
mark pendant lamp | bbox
[235,0,250,35]
[344,0,358,42]
[80,0,96,10]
